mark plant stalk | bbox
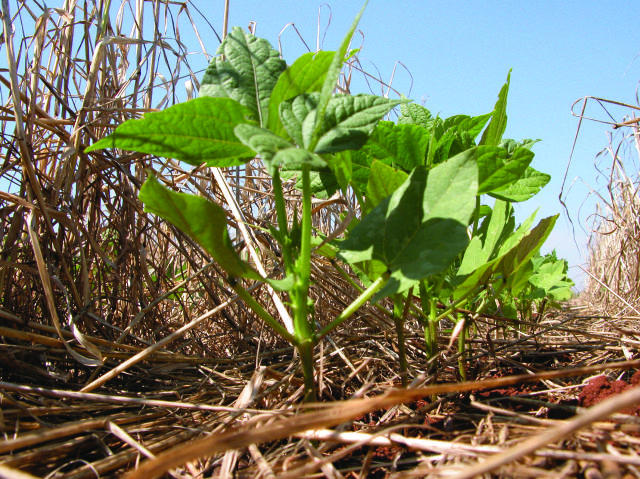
[291,164,316,401]
[392,293,410,387]
[315,273,388,341]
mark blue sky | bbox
[215,0,640,289]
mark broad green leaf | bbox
[309,0,369,151]
[477,146,534,194]
[453,214,558,300]
[500,138,540,154]
[497,215,558,281]
[443,113,492,140]
[315,94,403,154]
[507,258,534,295]
[354,121,429,172]
[457,199,511,276]
[398,101,433,129]
[365,160,408,211]
[200,26,286,126]
[85,97,256,167]
[139,176,257,279]
[268,51,335,136]
[279,92,319,149]
[339,153,478,300]
[423,113,490,166]
[85,98,255,167]
[497,208,539,256]
[480,70,511,146]
[528,257,574,301]
[263,275,296,292]
[489,166,551,202]
[234,123,326,171]
[529,260,567,291]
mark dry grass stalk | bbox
[582,111,640,317]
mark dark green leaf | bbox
[139,176,257,279]
[268,51,334,136]
[489,166,551,202]
[477,146,534,194]
[398,101,433,129]
[339,153,478,300]
[480,70,511,146]
[85,97,256,167]
[354,121,429,172]
[315,94,404,154]
[200,26,287,126]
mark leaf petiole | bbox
[315,273,388,341]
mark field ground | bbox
[3,299,640,478]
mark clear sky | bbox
[213,0,640,289]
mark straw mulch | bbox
[2,2,640,478]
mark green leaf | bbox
[263,275,296,292]
[268,51,335,136]
[458,199,511,276]
[489,166,551,202]
[480,70,511,146]
[139,176,258,279]
[315,94,403,154]
[279,92,319,149]
[339,153,478,300]
[443,113,492,140]
[354,121,429,172]
[309,0,370,151]
[200,26,287,126]
[507,259,534,295]
[365,160,409,211]
[85,97,256,167]
[234,123,326,172]
[497,215,558,280]
[477,146,534,194]
[497,208,539,256]
[398,101,433,129]
[453,214,558,300]
[527,255,575,301]
[500,138,540,154]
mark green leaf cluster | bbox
[86,4,571,398]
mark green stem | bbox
[272,168,293,271]
[291,164,315,401]
[472,195,481,237]
[297,339,316,402]
[315,273,388,341]
[392,293,411,387]
[230,279,296,344]
[426,297,439,360]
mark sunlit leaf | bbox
[85,97,256,167]
[200,26,286,126]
